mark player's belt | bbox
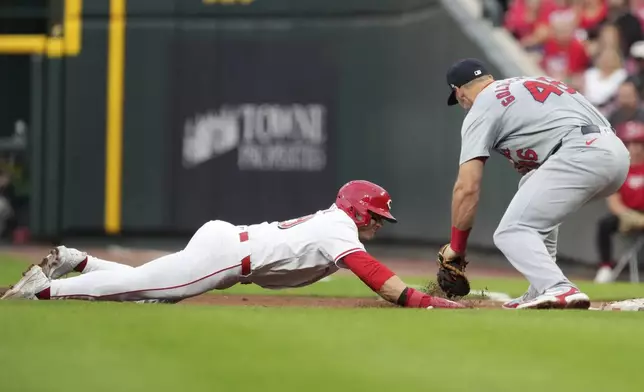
[550,125,615,158]
[239,231,251,278]
[580,124,613,135]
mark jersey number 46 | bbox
[523,76,577,103]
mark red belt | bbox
[239,231,251,277]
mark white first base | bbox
[591,298,644,311]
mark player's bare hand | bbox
[439,244,460,260]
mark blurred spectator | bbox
[581,46,628,112]
[605,0,644,59]
[586,22,622,57]
[540,11,591,87]
[550,0,578,21]
[505,0,557,49]
[631,0,644,30]
[0,169,16,239]
[607,79,644,125]
[575,0,609,40]
[594,120,644,283]
[544,0,579,35]
[627,40,644,90]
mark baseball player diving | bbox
[435,58,630,309]
[2,180,464,309]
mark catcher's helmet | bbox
[335,180,397,228]
[618,121,644,143]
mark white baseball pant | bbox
[49,220,251,301]
[493,126,629,294]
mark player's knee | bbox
[493,225,513,250]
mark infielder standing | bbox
[437,58,630,309]
[2,180,464,309]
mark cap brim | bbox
[447,90,458,106]
[370,208,397,223]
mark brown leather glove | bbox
[436,244,471,299]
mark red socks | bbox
[35,287,50,300]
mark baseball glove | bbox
[436,244,471,299]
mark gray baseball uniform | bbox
[460,75,630,294]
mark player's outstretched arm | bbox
[342,251,464,309]
[449,158,485,255]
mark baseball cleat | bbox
[560,288,591,309]
[515,285,590,310]
[1,264,50,300]
[39,246,87,279]
[502,286,540,309]
[502,292,533,309]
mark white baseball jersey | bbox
[244,204,366,289]
[459,75,612,167]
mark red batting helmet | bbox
[618,121,644,143]
[335,180,397,228]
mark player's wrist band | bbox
[397,287,409,306]
[397,287,430,308]
[450,226,471,253]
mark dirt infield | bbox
[182,293,500,309]
[0,287,609,310]
[184,294,397,308]
[0,285,510,308]
[182,293,611,310]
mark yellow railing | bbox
[104,0,126,234]
[0,0,83,56]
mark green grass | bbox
[0,256,37,286]
[1,254,643,391]
[0,301,642,392]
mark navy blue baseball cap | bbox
[446,58,491,106]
